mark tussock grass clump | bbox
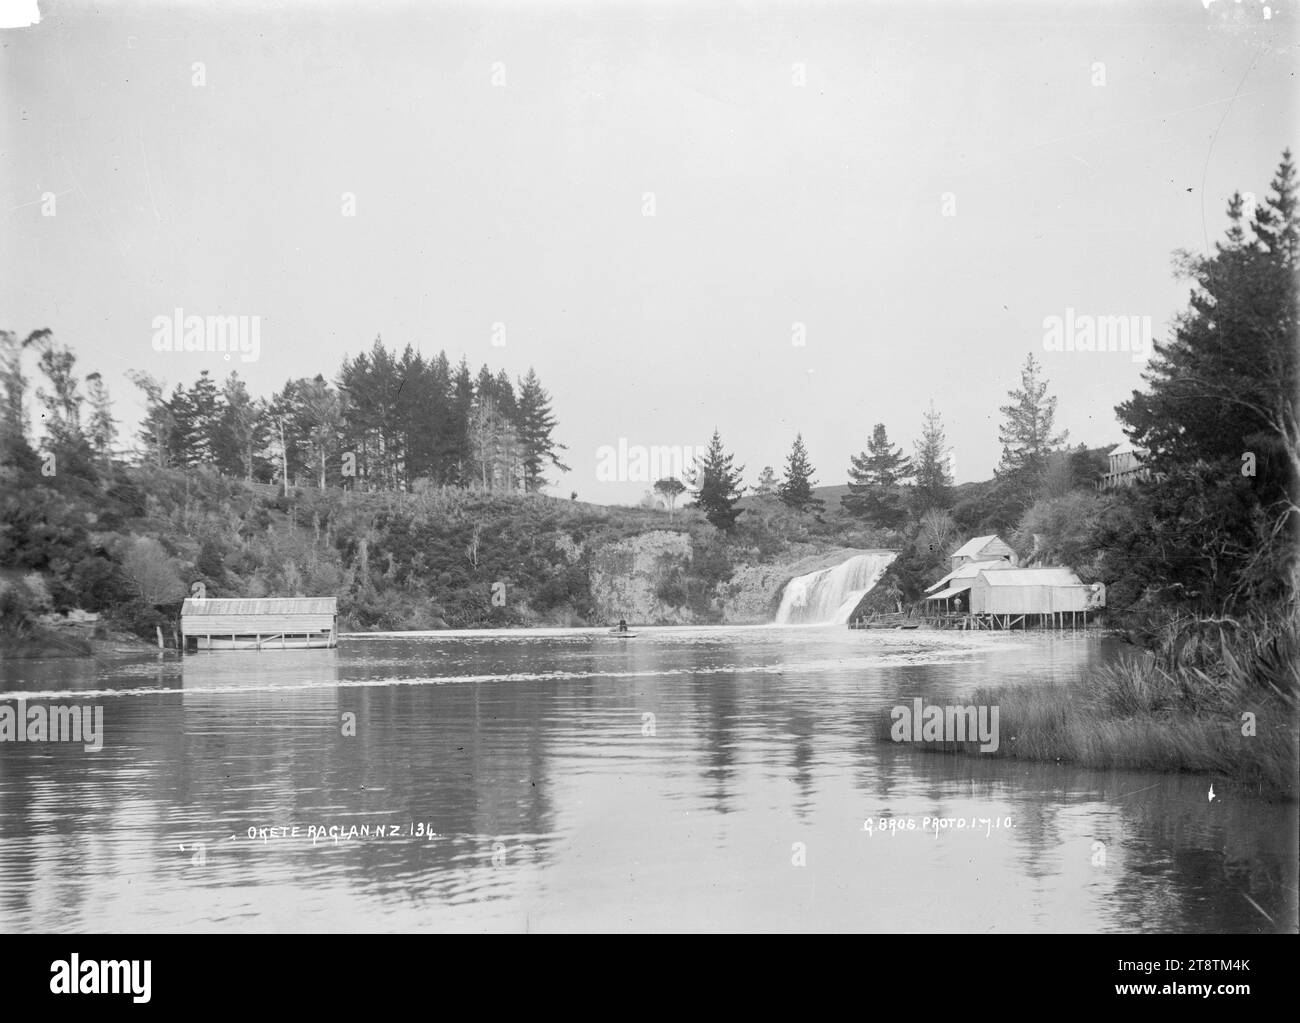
[887,606,1300,801]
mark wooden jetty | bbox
[181,597,338,651]
[848,611,920,630]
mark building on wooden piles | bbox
[923,537,1106,629]
[971,568,1094,613]
[965,568,1104,629]
[181,597,338,651]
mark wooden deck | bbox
[848,611,920,630]
[923,611,1094,631]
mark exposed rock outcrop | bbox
[588,530,694,624]
[587,533,899,626]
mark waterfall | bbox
[774,552,897,625]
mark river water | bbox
[0,626,1294,932]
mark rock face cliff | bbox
[588,531,694,624]
[586,532,896,626]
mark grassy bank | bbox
[876,611,1299,801]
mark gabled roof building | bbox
[949,535,1018,572]
[922,536,1104,629]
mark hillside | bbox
[0,460,908,649]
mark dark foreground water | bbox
[1,626,1295,932]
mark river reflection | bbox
[0,627,1295,932]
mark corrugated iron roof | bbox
[925,559,1016,593]
[952,534,1014,559]
[925,583,974,600]
[182,598,337,615]
[975,569,1084,587]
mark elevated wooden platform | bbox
[925,610,1095,631]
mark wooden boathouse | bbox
[921,535,1105,630]
[967,568,1102,629]
[181,597,338,651]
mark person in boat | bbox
[617,617,628,633]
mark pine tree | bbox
[335,337,402,489]
[1251,147,1299,268]
[368,340,403,488]
[494,368,519,426]
[447,357,475,486]
[396,345,436,484]
[475,365,496,408]
[851,424,912,488]
[184,370,221,466]
[689,429,745,531]
[751,465,779,500]
[337,340,406,489]
[336,349,371,485]
[516,368,567,491]
[215,372,268,481]
[126,370,174,469]
[428,351,457,484]
[267,381,308,489]
[167,382,196,468]
[778,433,823,513]
[912,401,952,512]
[1111,149,1300,607]
[997,353,1067,482]
[842,423,912,526]
[298,375,343,489]
[84,372,118,462]
[1122,150,1299,498]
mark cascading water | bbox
[774,552,897,625]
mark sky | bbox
[2,0,1296,504]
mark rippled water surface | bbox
[1,626,1294,932]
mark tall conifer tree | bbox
[690,429,745,531]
